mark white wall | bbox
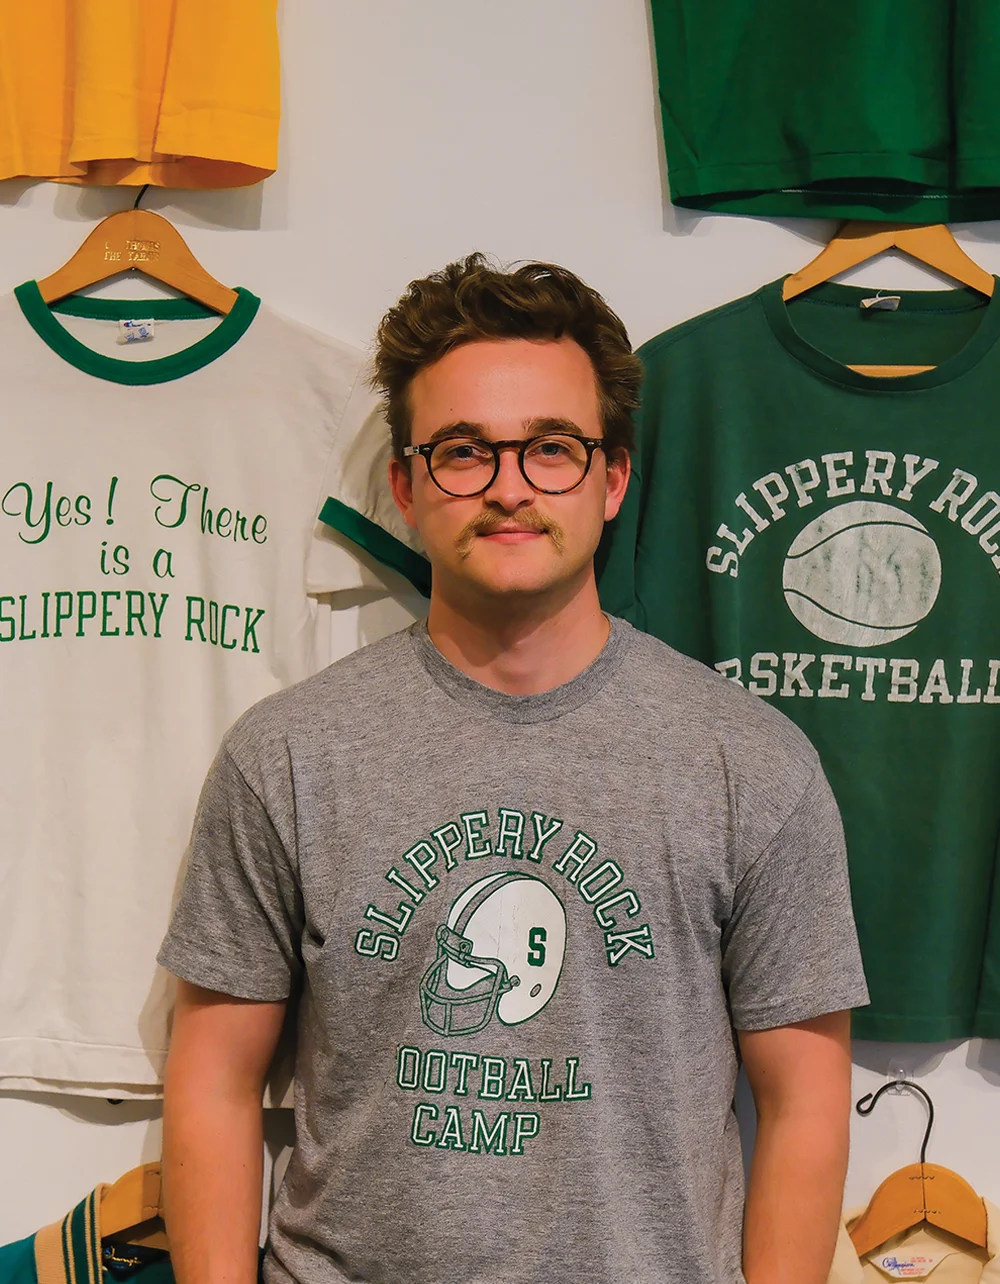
[1,0,998,1246]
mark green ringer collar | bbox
[760,275,1000,391]
[14,280,260,385]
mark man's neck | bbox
[426,574,610,695]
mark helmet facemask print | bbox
[419,872,567,1037]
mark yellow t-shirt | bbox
[0,0,279,188]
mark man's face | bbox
[389,337,630,603]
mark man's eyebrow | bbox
[523,417,587,437]
[427,421,489,443]
[426,417,588,444]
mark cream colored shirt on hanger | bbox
[829,1201,999,1283]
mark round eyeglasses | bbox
[403,433,605,498]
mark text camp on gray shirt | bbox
[159,616,869,1284]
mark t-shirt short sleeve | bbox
[721,762,870,1031]
[306,368,430,598]
[158,741,303,1002]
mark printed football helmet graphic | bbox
[419,872,566,1037]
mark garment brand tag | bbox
[869,1250,950,1278]
[117,318,155,344]
[860,295,901,311]
[102,1242,170,1280]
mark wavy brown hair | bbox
[372,253,643,463]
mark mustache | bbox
[456,510,565,556]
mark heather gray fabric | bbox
[159,617,869,1284]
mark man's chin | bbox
[436,543,592,602]
[462,563,571,600]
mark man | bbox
[159,255,869,1284]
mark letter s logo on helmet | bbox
[419,872,567,1037]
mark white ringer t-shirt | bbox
[0,283,388,1094]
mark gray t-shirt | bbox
[159,617,869,1284]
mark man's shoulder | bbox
[223,626,417,763]
[621,622,821,783]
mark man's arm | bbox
[162,979,287,1284]
[738,1010,853,1284]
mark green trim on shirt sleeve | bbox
[318,497,431,598]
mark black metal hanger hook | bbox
[856,1079,935,1164]
[133,183,150,211]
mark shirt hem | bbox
[0,156,274,189]
[0,1037,166,1088]
[851,1009,979,1041]
[732,988,870,1032]
[158,940,292,1004]
[666,151,1000,220]
[0,1077,164,1100]
[972,1010,1000,1039]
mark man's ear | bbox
[388,457,419,531]
[603,448,631,523]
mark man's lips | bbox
[477,528,546,542]
[455,514,563,557]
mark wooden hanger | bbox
[783,222,994,377]
[784,222,994,303]
[849,1081,988,1259]
[100,1161,169,1251]
[37,186,237,315]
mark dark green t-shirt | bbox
[600,277,1000,1041]
[649,0,1000,220]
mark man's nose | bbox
[482,446,535,510]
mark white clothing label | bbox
[118,318,155,343]
[869,1250,950,1278]
[860,295,901,311]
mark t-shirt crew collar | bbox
[759,275,1000,392]
[13,279,260,385]
[409,614,631,723]
[829,1199,1000,1284]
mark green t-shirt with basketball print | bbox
[598,277,1000,1042]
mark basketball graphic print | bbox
[782,501,942,647]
